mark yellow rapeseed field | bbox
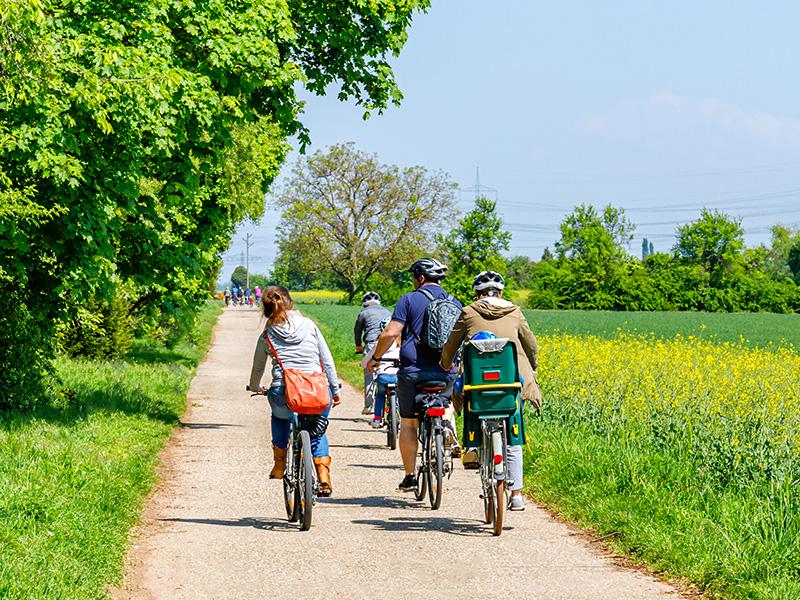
[539,333,800,485]
[291,289,346,304]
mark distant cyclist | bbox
[360,317,400,428]
[368,258,462,492]
[354,291,391,416]
[224,287,232,306]
[440,271,541,511]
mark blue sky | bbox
[223,0,800,280]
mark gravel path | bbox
[115,307,682,600]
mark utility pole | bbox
[242,233,254,289]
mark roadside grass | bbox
[301,302,800,599]
[0,300,223,599]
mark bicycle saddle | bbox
[416,380,447,392]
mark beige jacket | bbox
[440,297,541,411]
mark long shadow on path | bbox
[160,516,294,532]
[351,515,499,537]
[319,495,419,510]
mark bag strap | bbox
[417,287,435,302]
[263,328,285,371]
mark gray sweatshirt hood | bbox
[268,314,314,344]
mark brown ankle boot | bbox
[314,456,332,497]
[270,445,287,479]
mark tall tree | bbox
[274,144,456,301]
[441,197,511,303]
[551,204,635,308]
[674,209,744,285]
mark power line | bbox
[242,233,254,288]
[460,166,498,203]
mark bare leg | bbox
[399,417,419,476]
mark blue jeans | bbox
[372,373,398,419]
[267,386,331,458]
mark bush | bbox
[526,253,800,314]
[56,286,135,358]
[0,286,54,410]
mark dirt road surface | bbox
[116,307,682,600]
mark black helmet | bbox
[409,258,448,280]
[362,291,381,305]
[472,270,506,292]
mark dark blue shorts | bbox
[397,370,455,419]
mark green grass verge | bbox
[301,303,800,352]
[524,419,800,599]
[523,309,799,350]
[0,300,223,599]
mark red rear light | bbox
[493,454,503,464]
[482,370,501,381]
[427,407,446,417]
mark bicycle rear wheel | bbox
[427,428,444,510]
[492,480,506,536]
[283,436,299,523]
[414,424,427,501]
[387,393,399,450]
[298,430,314,531]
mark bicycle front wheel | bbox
[298,430,314,531]
[427,429,444,510]
[387,393,399,450]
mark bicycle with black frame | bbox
[248,388,324,531]
[369,357,401,450]
[411,380,454,510]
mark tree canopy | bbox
[441,196,511,303]
[674,209,744,284]
[273,143,456,301]
[0,0,431,408]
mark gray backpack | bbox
[417,288,460,351]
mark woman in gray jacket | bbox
[249,286,341,496]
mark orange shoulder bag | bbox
[264,330,331,415]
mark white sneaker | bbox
[508,495,525,511]
[443,422,461,458]
[370,418,382,429]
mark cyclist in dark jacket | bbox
[354,291,391,415]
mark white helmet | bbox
[362,291,381,306]
[472,270,505,292]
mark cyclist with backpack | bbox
[354,291,391,415]
[439,271,541,511]
[368,258,462,492]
